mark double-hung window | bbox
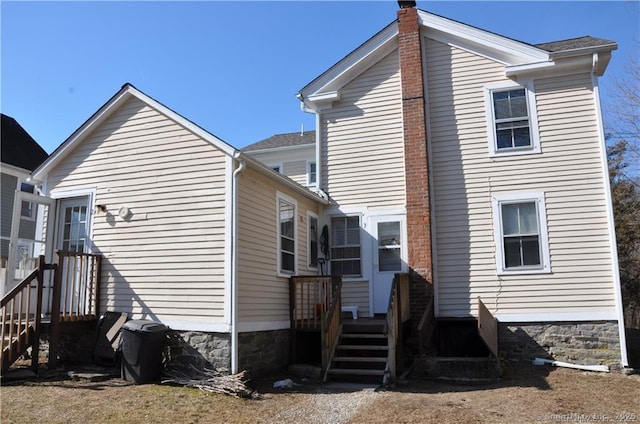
[484,81,540,156]
[277,193,296,275]
[330,216,361,277]
[492,193,550,274]
[307,161,317,187]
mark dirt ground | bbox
[1,363,639,424]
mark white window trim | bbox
[276,191,297,277]
[484,80,541,157]
[491,192,551,275]
[307,211,319,271]
[18,181,36,222]
[306,160,317,188]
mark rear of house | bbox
[297,4,626,367]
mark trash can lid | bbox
[122,319,167,333]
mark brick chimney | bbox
[398,2,433,317]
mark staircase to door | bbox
[326,317,389,383]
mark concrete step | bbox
[413,357,503,383]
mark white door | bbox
[371,216,407,314]
[4,191,55,296]
[56,197,90,253]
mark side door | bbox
[371,215,407,314]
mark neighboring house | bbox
[296,4,627,366]
[20,2,627,375]
[244,131,317,189]
[27,84,327,375]
[0,114,48,294]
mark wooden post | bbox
[30,256,46,374]
[48,252,63,369]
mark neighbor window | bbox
[20,182,35,220]
[307,161,317,187]
[308,213,318,269]
[492,193,550,274]
[331,216,361,277]
[484,81,540,156]
[278,194,296,275]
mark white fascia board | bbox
[300,22,398,106]
[505,55,596,78]
[1,163,31,179]
[418,10,549,66]
[32,84,239,181]
[244,143,315,156]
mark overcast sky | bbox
[2,1,638,153]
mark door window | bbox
[61,205,88,253]
[377,221,401,272]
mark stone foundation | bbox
[499,321,622,368]
[238,329,290,379]
[166,331,231,373]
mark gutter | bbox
[230,155,246,374]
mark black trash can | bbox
[121,320,167,384]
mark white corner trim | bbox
[592,75,628,367]
[495,311,619,323]
[237,320,290,333]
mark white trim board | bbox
[237,320,290,333]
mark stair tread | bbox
[341,333,387,339]
[337,344,389,350]
[332,356,388,363]
[328,368,386,376]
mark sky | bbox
[1,1,639,153]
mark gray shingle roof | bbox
[243,131,316,152]
[1,114,48,171]
[534,36,617,53]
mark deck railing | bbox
[1,256,48,373]
[289,276,340,330]
[321,278,342,381]
[385,273,410,384]
[417,295,436,355]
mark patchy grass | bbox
[1,364,639,424]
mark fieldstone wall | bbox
[166,331,231,373]
[238,329,290,379]
[499,321,622,368]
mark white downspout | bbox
[299,97,321,191]
[231,156,246,374]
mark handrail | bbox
[385,276,400,385]
[417,296,435,355]
[0,256,47,373]
[321,277,342,382]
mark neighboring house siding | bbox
[427,39,616,317]
[46,97,229,324]
[322,49,405,208]
[236,166,319,325]
[282,160,308,186]
[1,173,18,257]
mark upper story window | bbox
[492,192,550,275]
[20,182,35,220]
[330,216,361,278]
[484,81,540,157]
[307,161,317,187]
[277,193,296,275]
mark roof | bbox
[534,36,617,53]
[243,131,316,152]
[1,114,48,171]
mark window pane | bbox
[281,252,294,272]
[513,127,531,147]
[379,247,402,272]
[510,95,528,118]
[522,236,541,266]
[518,202,538,234]
[496,130,513,149]
[281,237,295,253]
[346,217,360,245]
[331,218,346,246]
[378,222,400,246]
[502,204,519,235]
[504,237,522,268]
[309,216,318,267]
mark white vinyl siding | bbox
[46,97,229,324]
[237,167,320,325]
[426,38,616,318]
[341,281,370,317]
[321,49,405,208]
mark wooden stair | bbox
[1,321,34,373]
[326,318,389,383]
